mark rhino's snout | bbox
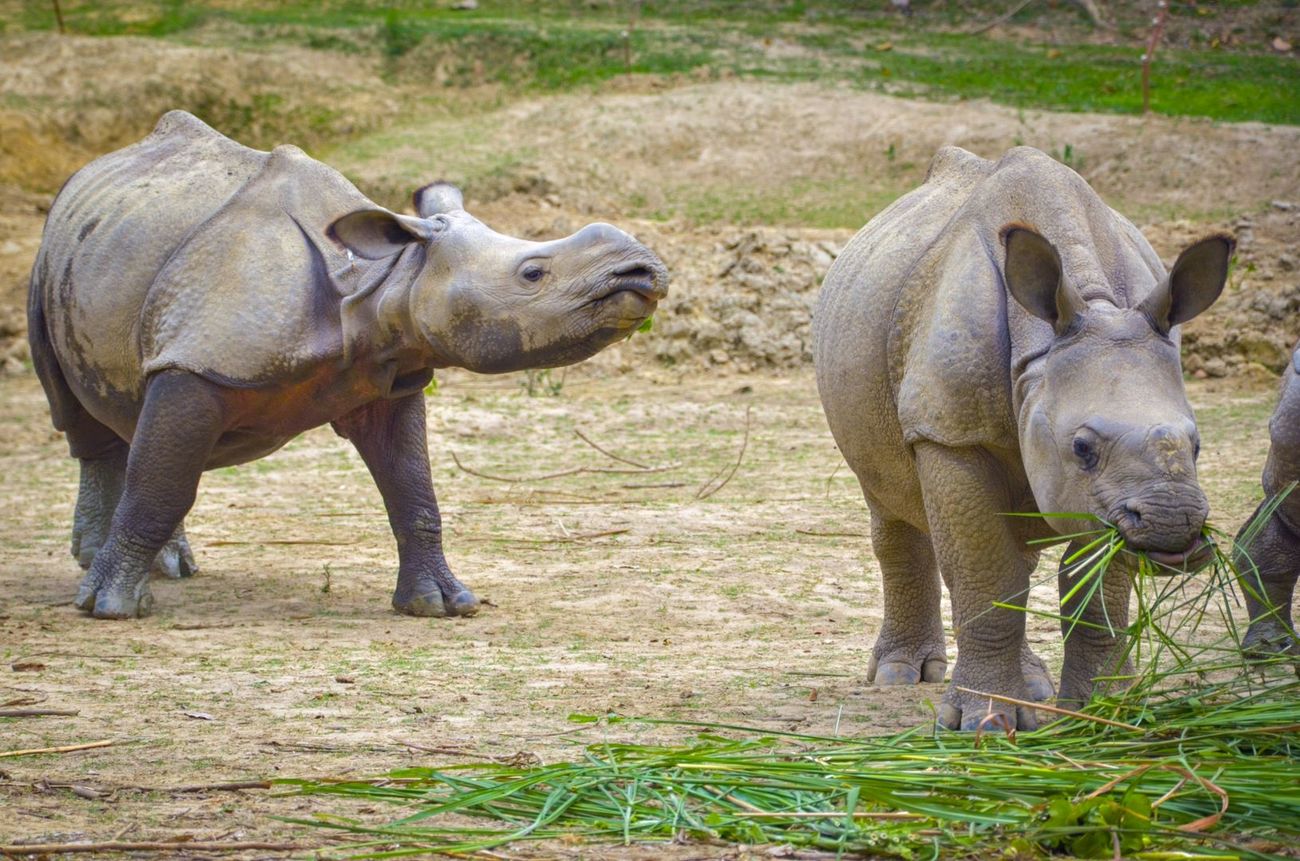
[604,259,669,303]
[1111,487,1209,555]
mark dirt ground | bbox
[0,360,1283,857]
[1,27,1299,857]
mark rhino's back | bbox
[35,111,267,432]
[814,146,1163,524]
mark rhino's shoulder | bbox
[139,143,376,386]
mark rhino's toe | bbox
[447,589,480,617]
[74,577,99,612]
[1020,644,1055,702]
[393,590,448,618]
[152,533,198,580]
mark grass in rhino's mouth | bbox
[280,486,1300,860]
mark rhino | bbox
[1234,339,1300,662]
[28,110,668,620]
[813,146,1232,730]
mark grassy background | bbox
[8,0,1298,125]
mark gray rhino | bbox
[1234,340,1300,661]
[29,110,667,620]
[813,146,1232,730]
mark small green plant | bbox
[522,367,565,397]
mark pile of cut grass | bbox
[282,489,1300,859]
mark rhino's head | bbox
[1004,225,1234,566]
[329,183,667,373]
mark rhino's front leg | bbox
[916,443,1039,731]
[1055,541,1134,708]
[75,371,224,619]
[333,394,479,618]
[1235,497,1299,660]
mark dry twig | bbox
[450,449,677,483]
[0,840,316,856]
[696,407,752,500]
[0,709,79,718]
[0,740,116,759]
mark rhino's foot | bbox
[1242,620,1298,662]
[1020,642,1055,702]
[75,571,155,620]
[151,527,198,580]
[393,584,479,618]
[937,682,1039,732]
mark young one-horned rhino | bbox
[29,110,668,620]
[813,146,1232,730]
[1234,339,1300,662]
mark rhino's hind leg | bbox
[71,442,128,570]
[332,394,479,619]
[865,512,947,685]
[71,447,198,579]
[1236,499,1299,661]
[76,371,224,619]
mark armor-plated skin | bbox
[813,146,1232,730]
[29,111,668,619]
[1234,340,1300,661]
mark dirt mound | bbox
[0,32,398,193]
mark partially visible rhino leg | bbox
[1235,497,1299,660]
[915,443,1039,732]
[71,442,128,570]
[72,449,198,579]
[1056,542,1134,708]
[75,371,224,619]
[151,523,199,580]
[332,394,479,619]
[865,511,947,686]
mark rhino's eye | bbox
[522,266,545,283]
[1072,437,1098,471]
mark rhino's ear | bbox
[1001,223,1085,336]
[413,182,464,218]
[328,209,439,260]
[1137,234,1234,335]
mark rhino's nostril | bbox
[614,264,654,280]
[1122,503,1143,526]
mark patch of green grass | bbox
[14,1,1299,126]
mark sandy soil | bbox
[0,364,1282,857]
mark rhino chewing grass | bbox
[1233,339,1300,663]
[28,110,667,620]
[814,145,1234,731]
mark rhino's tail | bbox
[27,251,78,436]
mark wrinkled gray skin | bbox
[813,146,1232,730]
[1234,340,1300,664]
[29,110,667,620]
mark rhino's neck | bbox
[334,246,452,373]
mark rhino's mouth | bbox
[1143,536,1212,573]
[597,261,667,303]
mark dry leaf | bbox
[183,711,215,721]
